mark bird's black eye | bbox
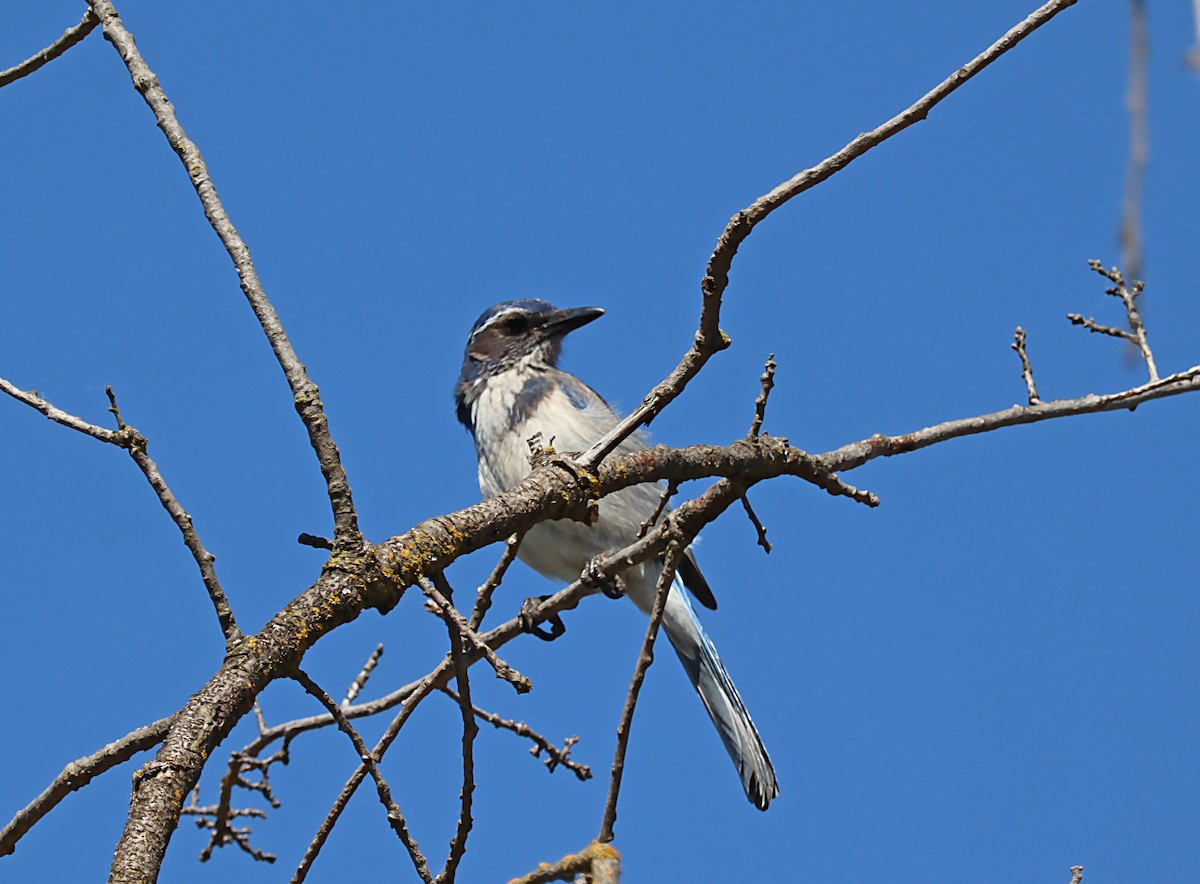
[502,315,529,334]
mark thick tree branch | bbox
[86,0,362,549]
[507,841,621,884]
[0,9,99,89]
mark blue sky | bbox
[2,2,1198,882]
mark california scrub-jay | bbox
[454,299,778,809]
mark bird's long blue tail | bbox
[659,579,779,810]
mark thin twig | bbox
[468,532,523,631]
[437,578,478,884]
[297,533,334,551]
[343,644,385,706]
[290,668,433,884]
[0,716,173,857]
[437,687,592,781]
[638,481,678,539]
[0,376,120,443]
[1069,260,1158,381]
[598,540,686,843]
[0,9,99,89]
[0,377,240,644]
[183,787,274,864]
[579,0,1083,469]
[818,367,1200,474]
[87,0,361,549]
[106,386,241,644]
[1011,327,1042,405]
[252,703,268,735]
[292,666,446,882]
[419,576,532,693]
[196,745,287,862]
[740,493,772,553]
[748,353,777,437]
[507,842,622,884]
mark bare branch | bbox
[293,664,451,881]
[740,492,772,554]
[0,717,172,857]
[419,576,532,693]
[290,668,432,884]
[1066,314,1131,339]
[580,0,1082,468]
[468,532,523,631]
[437,579,478,884]
[105,386,241,644]
[598,540,686,843]
[1072,260,1158,381]
[507,841,621,884]
[0,376,120,444]
[193,744,288,862]
[183,787,275,865]
[297,533,334,551]
[748,353,777,437]
[438,687,592,781]
[637,481,677,539]
[1070,866,1084,884]
[818,366,1200,474]
[0,9,99,89]
[0,378,240,643]
[1011,327,1042,405]
[342,644,385,707]
[86,0,362,549]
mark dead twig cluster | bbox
[1068,260,1158,381]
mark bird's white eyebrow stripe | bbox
[472,307,543,342]
[473,308,522,336]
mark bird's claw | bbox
[600,577,625,600]
[520,595,566,642]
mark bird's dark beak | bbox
[541,306,605,339]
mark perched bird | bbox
[454,299,778,809]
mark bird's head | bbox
[454,299,604,427]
